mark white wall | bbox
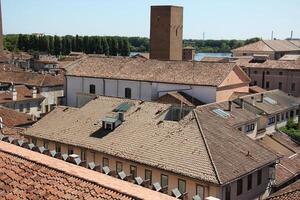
[40,86,64,113]
[66,76,217,107]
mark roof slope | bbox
[232,40,274,52]
[240,60,300,70]
[66,56,238,86]
[240,90,300,115]
[0,141,175,200]
[24,96,277,185]
[267,180,300,200]
[195,109,278,184]
[0,71,64,87]
[264,40,300,51]
[0,106,34,127]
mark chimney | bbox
[32,87,37,98]
[240,99,244,109]
[12,86,17,101]
[251,96,256,106]
[228,101,233,112]
[260,93,264,102]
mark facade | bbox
[65,56,250,107]
[0,70,64,113]
[23,96,278,200]
[150,6,183,61]
[182,46,196,61]
[0,85,44,117]
[0,141,175,200]
[238,59,300,97]
[236,90,299,134]
[232,40,300,60]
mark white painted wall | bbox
[40,86,64,113]
[66,76,217,107]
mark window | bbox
[247,174,252,190]
[266,71,270,75]
[268,116,275,125]
[130,165,137,179]
[26,103,30,113]
[278,82,282,90]
[196,185,204,200]
[125,88,131,99]
[145,169,152,184]
[68,146,74,155]
[43,140,49,149]
[178,179,186,194]
[225,185,231,200]
[161,174,168,188]
[279,71,283,75]
[253,81,257,86]
[89,84,96,94]
[237,178,243,196]
[37,104,42,111]
[266,81,270,89]
[286,112,289,119]
[243,53,247,56]
[32,138,37,145]
[257,169,262,185]
[290,110,294,118]
[246,124,255,132]
[81,149,86,160]
[116,161,123,172]
[291,83,296,91]
[276,114,280,122]
[55,143,61,153]
[281,113,285,121]
[19,104,24,112]
[103,157,109,167]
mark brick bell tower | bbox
[150,6,183,61]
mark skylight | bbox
[263,97,277,105]
[113,102,134,113]
[212,109,230,119]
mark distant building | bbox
[23,96,278,200]
[65,56,250,107]
[150,6,183,61]
[0,85,44,117]
[232,40,300,60]
[182,46,196,61]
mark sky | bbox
[3,0,300,40]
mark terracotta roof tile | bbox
[267,180,300,200]
[66,56,238,86]
[0,141,175,200]
[0,106,34,127]
[232,40,300,52]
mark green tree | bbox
[102,37,109,55]
[110,37,118,56]
[120,38,130,56]
[53,35,61,56]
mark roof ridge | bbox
[193,110,221,184]
[262,40,276,51]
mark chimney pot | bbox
[12,87,17,101]
[260,93,264,102]
[32,87,37,98]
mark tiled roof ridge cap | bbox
[193,110,221,184]
[0,141,175,200]
[262,40,276,51]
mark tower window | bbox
[279,82,282,90]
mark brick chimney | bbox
[32,87,37,98]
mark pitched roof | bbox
[66,56,239,87]
[24,96,277,185]
[239,59,300,70]
[232,40,300,52]
[279,54,300,61]
[157,91,204,107]
[0,106,34,127]
[0,71,64,87]
[0,85,45,104]
[267,180,300,200]
[239,90,300,115]
[0,141,175,200]
[195,109,277,184]
[196,101,258,128]
[289,40,300,48]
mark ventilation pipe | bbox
[260,93,264,103]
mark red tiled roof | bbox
[267,180,300,200]
[0,85,44,104]
[0,141,175,200]
[0,106,34,127]
[0,71,64,87]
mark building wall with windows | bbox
[40,86,64,113]
[28,138,222,200]
[244,68,300,97]
[1,100,42,118]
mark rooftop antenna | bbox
[290,30,294,40]
[271,31,274,40]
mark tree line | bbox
[4,34,260,55]
[16,34,131,56]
